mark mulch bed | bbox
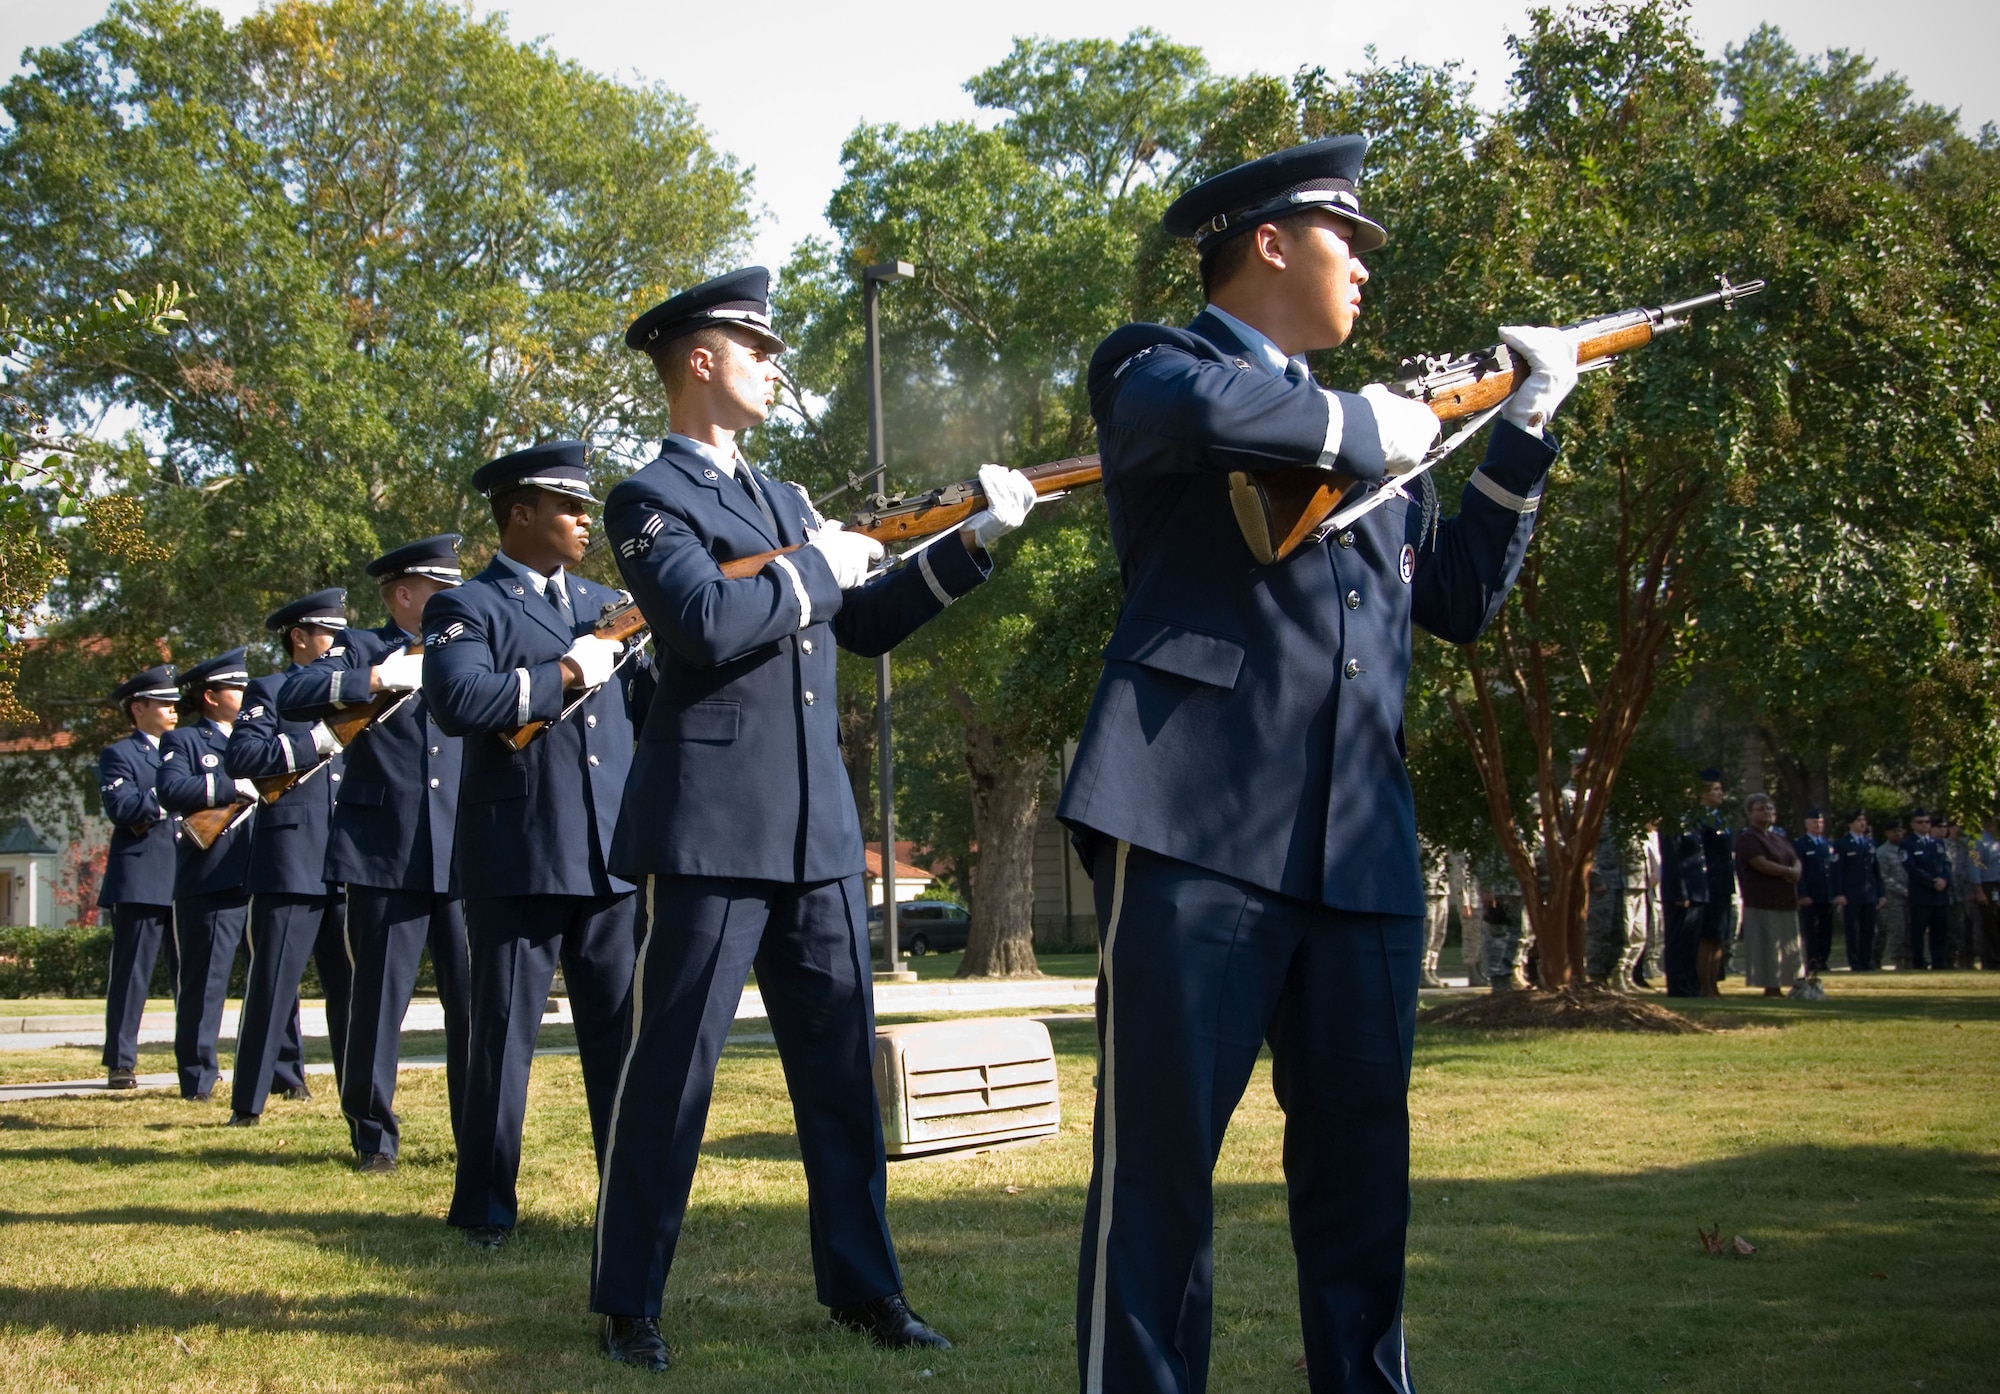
[1422,985,1709,1034]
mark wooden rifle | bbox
[180,641,424,849]
[496,276,1764,754]
[1228,274,1767,562]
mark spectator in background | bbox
[1792,809,1835,976]
[1832,810,1883,972]
[1972,821,2000,970]
[1630,823,1661,988]
[1941,816,1976,968]
[1658,786,1712,998]
[1903,810,1952,971]
[1734,793,1803,996]
[1876,820,1909,970]
[1695,769,1736,995]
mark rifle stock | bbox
[181,799,252,851]
[500,599,651,750]
[1228,275,1767,563]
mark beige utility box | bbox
[874,1017,1061,1158]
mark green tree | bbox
[0,0,749,739]
[771,31,1218,976]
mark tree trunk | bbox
[951,688,1045,978]
[1444,464,1706,989]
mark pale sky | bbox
[3,0,1992,273]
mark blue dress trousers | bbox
[589,438,990,1318]
[1057,310,1556,1394]
[422,556,640,1232]
[281,623,471,1159]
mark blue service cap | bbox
[471,441,598,504]
[265,587,348,633]
[111,664,179,705]
[366,534,463,586]
[1162,135,1387,257]
[179,647,251,691]
[625,266,788,354]
[1805,806,1824,820]
[1697,767,1724,783]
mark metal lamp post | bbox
[864,260,915,980]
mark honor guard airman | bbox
[224,590,355,1125]
[280,535,471,1173]
[1902,809,1951,970]
[157,649,302,1102]
[589,268,1033,1371]
[1831,810,1882,971]
[1792,808,1835,974]
[422,442,642,1248]
[1052,136,1578,1393]
[97,664,183,1088]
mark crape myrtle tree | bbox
[0,0,750,801]
[768,31,1219,976]
[1364,3,2000,985]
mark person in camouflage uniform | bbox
[1583,811,1633,987]
[1454,850,1487,987]
[1875,820,1909,970]
[1420,840,1448,989]
[1942,816,1976,968]
[1473,848,1526,991]
[1629,825,1661,987]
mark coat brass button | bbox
[1338,531,1355,548]
[1346,590,1361,609]
[804,691,816,705]
[1344,659,1362,678]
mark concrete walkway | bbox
[0,976,1115,1103]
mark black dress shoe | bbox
[107,1069,138,1090]
[187,1090,212,1104]
[283,1082,313,1102]
[830,1293,953,1350]
[355,1152,396,1175]
[601,1315,670,1371]
[225,1111,259,1127]
[463,1224,509,1251]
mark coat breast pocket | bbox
[1103,617,1245,690]
[649,700,741,745]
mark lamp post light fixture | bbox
[863,260,915,982]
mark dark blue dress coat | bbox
[1056,310,1556,915]
[278,624,462,894]
[226,669,341,897]
[1832,831,1881,903]
[97,731,178,907]
[601,437,989,883]
[1793,832,1834,903]
[420,557,638,899]
[157,718,252,898]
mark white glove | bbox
[1360,383,1442,476]
[232,777,261,803]
[1498,325,1580,436]
[310,721,341,756]
[964,464,1038,549]
[805,520,885,590]
[373,647,423,692]
[563,633,624,688]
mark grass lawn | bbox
[0,971,1995,1392]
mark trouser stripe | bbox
[1084,839,1130,1394]
[593,875,656,1291]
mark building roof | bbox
[863,842,934,883]
[0,817,58,856]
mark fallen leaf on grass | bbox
[1294,1355,1308,1373]
[171,1336,192,1356]
[1004,1185,1021,1195]
[1698,1223,1724,1256]
[1869,1271,1889,1280]
[1732,1236,1756,1257]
